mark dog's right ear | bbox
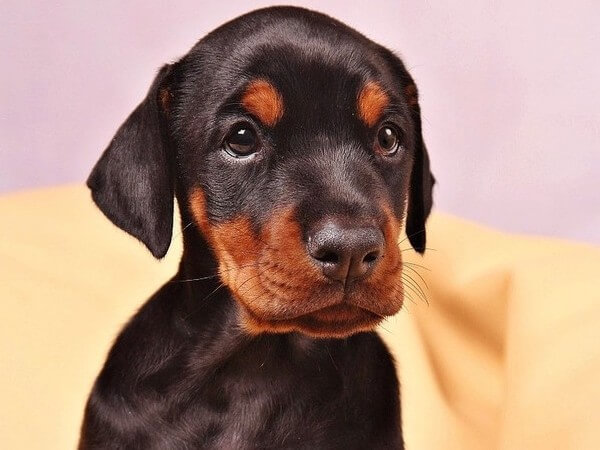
[378,47,435,254]
[87,64,175,258]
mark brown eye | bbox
[376,124,403,156]
[224,124,258,158]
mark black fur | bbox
[88,64,175,258]
[81,6,434,449]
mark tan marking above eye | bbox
[357,81,390,127]
[403,83,419,107]
[241,79,284,127]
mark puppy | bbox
[80,6,434,449]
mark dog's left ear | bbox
[87,64,175,258]
[404,81,435,253]
[381,49,436,253]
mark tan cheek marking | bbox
[379,202,402,271]
[211,217,260,267]
[259,207,314,276]
[237,208,325,320]
[189,188,212,238]
[241,79,284,127]
[188,188,260,284]
[357,81,390,127]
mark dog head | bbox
[88,7,434,338]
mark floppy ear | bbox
[404,82,435,253]
[87,64,174,258]
[380,49,435,253]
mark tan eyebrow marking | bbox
[241,79,284,127]
[403,83,419,107]
[357,81,390,127]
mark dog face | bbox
[88,7,434,338]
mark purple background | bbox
[1,1,599,244]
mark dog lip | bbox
[243,274,403,321]
[308,303,377,321]
[257,299,382,323]
[274,302,381,325]
[294,303,384,334]
[241,259,404,321]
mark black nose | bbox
[307,223,384,286]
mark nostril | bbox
[307,222,384,284]
[362,250,380,264]
[314,250,340,264]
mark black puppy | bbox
[80,6,434,449]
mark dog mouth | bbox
[235,268,404,338]
[222,223,404,337]
[190,201,405,338]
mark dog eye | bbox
[223,125,258,158]
[376,124,403,156]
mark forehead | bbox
[180,25,402,122]
[240,53,366,130]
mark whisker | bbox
[243,264,308,307]
[171,273,222,283]
[395,277,428,306]
[401,300,413,314]
[397,228,426,246]
[326,347,340,373]
[402,261,431,271]
[236,263,288,298]
[403,291,417,306]
[401,273,427,299]
[171,260,262,284]
[178,221,196,236]
[401,246,437,253]
[182,282,226,320]
[377,322,393,334]
[402,264,429,289]
[401,279,428,306]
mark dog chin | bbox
[239,303,385,339]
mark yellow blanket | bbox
[1,186,599,449]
